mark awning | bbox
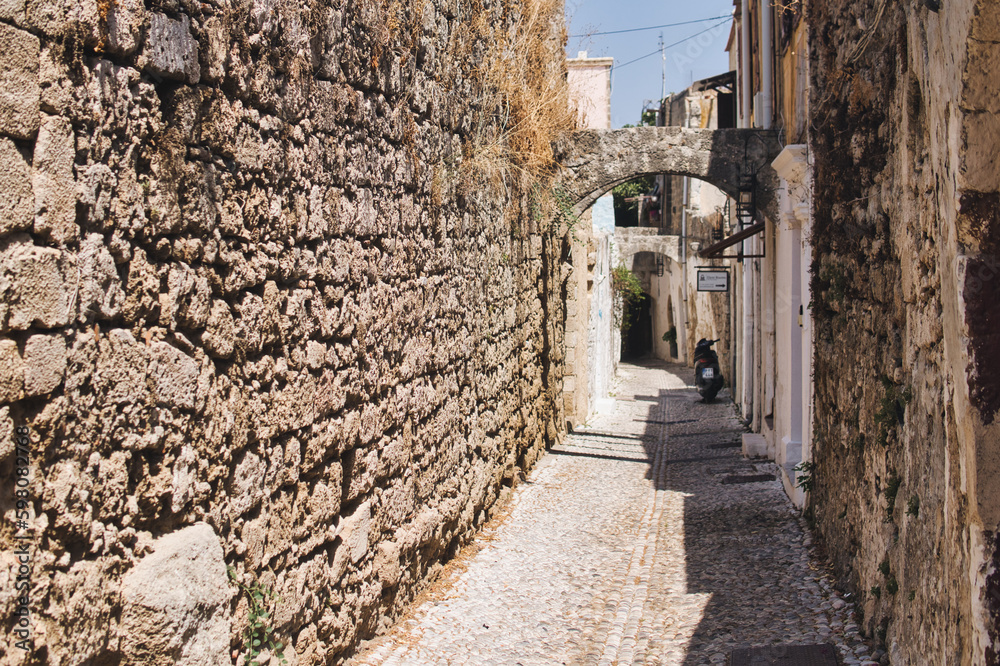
[697,220,765,259]
[691,70,737,93]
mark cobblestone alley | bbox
[351,361,877,666]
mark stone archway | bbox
[556,126,782,220]
[555,126,782,430]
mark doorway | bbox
[621,293,653,360]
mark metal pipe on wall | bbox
[740,0,751,129]
[760,0,773,129]
[680,175,689,362]
[739,0,755,415]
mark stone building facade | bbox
[722,0,1000,661]
[655,79,737,371]
[807,0,1000,662]
[0,0,570,663]
[720,0,815,505]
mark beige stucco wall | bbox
[808,0,1000,661]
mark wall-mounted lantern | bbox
[656,257,664,277]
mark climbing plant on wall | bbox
[611,264,645,333]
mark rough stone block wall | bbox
[0,0,569,663]
[808,0,999,662]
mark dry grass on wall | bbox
[458,0,578,225]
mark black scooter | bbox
[694,338,724,401]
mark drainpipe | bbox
[760,0,773,129]
[681,176,689,294]
[740,0,754,415]
[681,175,689,362]
[740,0,751,128]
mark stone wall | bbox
[0,0,569,663]
[808,0,999,662]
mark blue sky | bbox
[565,1,735,128]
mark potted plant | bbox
[662,327,678,358]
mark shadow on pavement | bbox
[627,358,826,663]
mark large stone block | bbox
[0,22,39,140]
[78,234,123,322]
[23,332,65,396]
[33,114,77,243]
[0,338,23,402]
[24,0,99,38]
[144,12,200,84]
[95,328,146,404]
[119,523,231,665]
[0,137,33,236]
[1,236,71,331]
[105,0,147,57]
[149,341,199,410]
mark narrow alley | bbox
[351,361,872,666]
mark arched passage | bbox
[557,126,781,431]
[557,126,782,220]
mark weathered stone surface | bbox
[144,12,200,84]
[230,451,266,516]
[0,22,40,140]
[148,342,198,410]
[159,263,211,330]
[106,0,147,57]
[0,236,71,330]
[558,127,782,219]
[807,2,1000,662]
[0,137,32,236]
[203,299,236,358]
[0,0,25,22]
[960,111,1000,192]
[119,523,231,665]
[95,328,146,404]
[0,338,23,402]
[23,332,65,396]
[32,114,76,243]
[78,234,124,322]
[23,0,100,39]
[374,540,401,587]
[0,1,570,663]
[340,500,372,564]
[0,406,12,461]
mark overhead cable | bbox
[570,14,731,38]
[614,20,732,70]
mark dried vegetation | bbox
[458,0,578,227]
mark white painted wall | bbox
[771,144,812,507]
[587,196,617,417]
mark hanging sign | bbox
[697,270,729,292]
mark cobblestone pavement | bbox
[351,361,876,666]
